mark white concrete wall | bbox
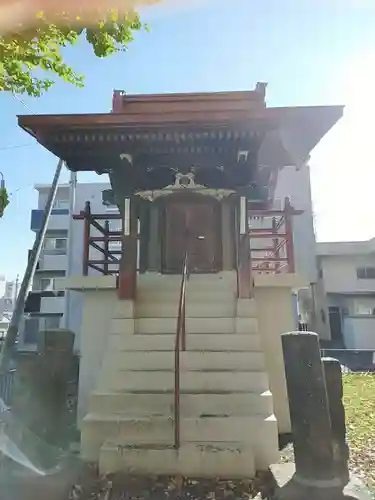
[320,254,375,294]
[254,274,306,434]
[343,316,375,349]
[76,285,118,423]
[37,185,70,210]
[40,254,68,272]
[273,165,317,283]
[40,296,65,314]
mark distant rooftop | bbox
[317,238,375,257]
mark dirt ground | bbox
[1,462,274,500]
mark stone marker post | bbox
[36,328,75,447]
[273,332,372,500]
[281,331,338,486]
[322,357,350,483]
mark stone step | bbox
[108,333,262,352]
[99,442,256,477]
[110,317,258,336]
[138,272,237,287]
[114,298,258,320]
[88,391,274,417]
[134,301,237,318]
[101,351,265,372]
[134,318,236,335]
[98,370,269,393]
[82,415,278,470]
[136,289,237,303]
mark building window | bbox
[41,315,61,329]
[38,277,64,292]
[108,240,122,253]
[356,267,375,279]
[53,199,69,210]
[105,204,119,214]
[44,237,67,254]
[354,301,375,316]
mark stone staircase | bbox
[81,271,279,477]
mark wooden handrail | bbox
[174,249,188,449]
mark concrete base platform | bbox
[99,442,256,478]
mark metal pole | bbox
[0,158,64,371]
[62,170,77,329]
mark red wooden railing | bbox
[249,197,302,275]
[174,248,188,449]
[73,201,138,299]
[73,201,123,276]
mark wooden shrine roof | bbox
[17,89,344,172]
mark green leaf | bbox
[0,8,145,96]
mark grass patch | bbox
[343,372,375,490]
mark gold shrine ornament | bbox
[135,172,235,202]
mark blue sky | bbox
[1,0,375,279]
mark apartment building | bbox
[19,163,320,351]
[0,276,18,320]
[19,181,120,350]
[317,239,375,349]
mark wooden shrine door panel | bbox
[164,199,220,273]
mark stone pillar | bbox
[12,330,75,449]
[281,331,337,485]
[322,357,350,483]
[37,329,75,447]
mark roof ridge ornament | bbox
[135,171,235,202]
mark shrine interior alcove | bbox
[137,180,238,275]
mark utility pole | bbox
[0,158,64,371]
[63,170,77,329]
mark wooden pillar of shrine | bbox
[118,197,138,299]
[237,196,253,298]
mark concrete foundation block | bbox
[99,442,256,477]
[236,298,258,318]
[111,318,135,335]
[107,333,262,352]
[235,317,259,334]
[97,369,270,393]
[135,317,235,335]
[100,350,266,373]
[113,300,135,319]
[88,391,274,418]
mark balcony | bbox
[40,296,65,314]
[30,209,69,232]
[38,254,67,272]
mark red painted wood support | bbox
[118,198,138,300]
[82,201,90,276]
[238,232,253,298]
[103,220,110,275]
[237,197,253,298]
[272,217,280,274]
[284,197,295,273]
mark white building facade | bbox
[0,276,18,321]
[317,239,375,349]
[20,181,120,350]
[20,164,320,351]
